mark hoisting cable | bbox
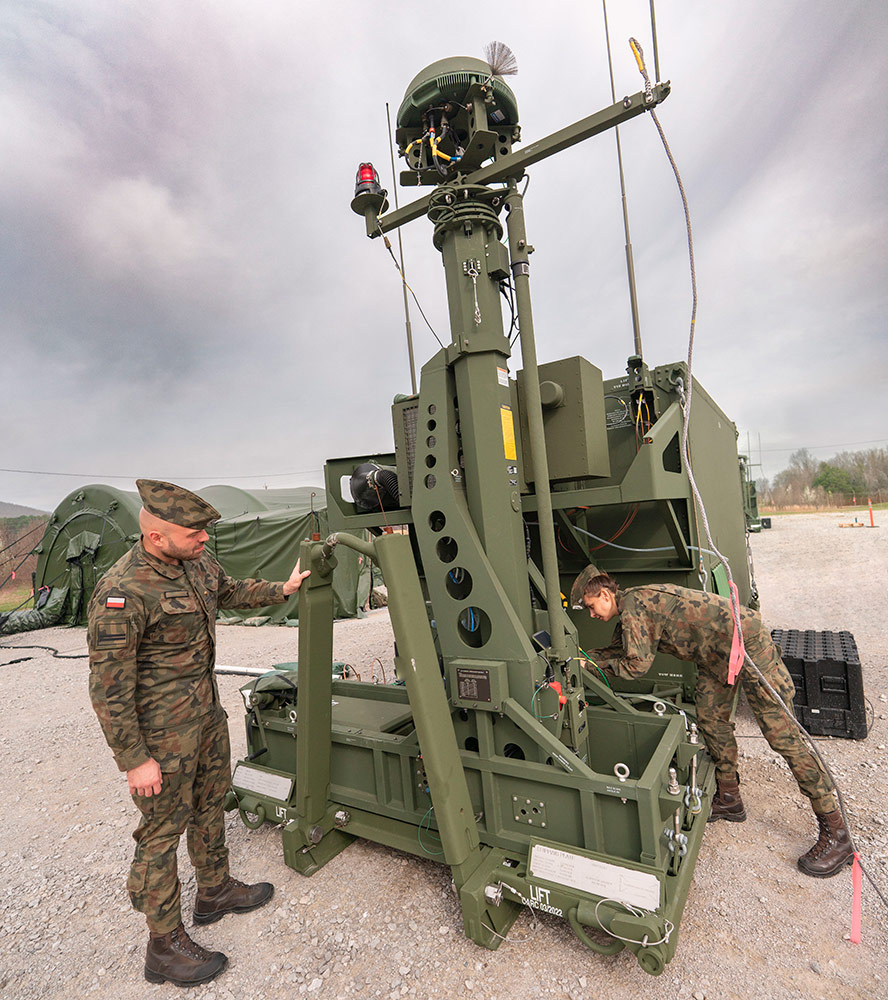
[629,37,886,923]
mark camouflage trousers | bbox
[127,709,231,933]
[694,635,837,814]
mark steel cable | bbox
[630,37,886,910]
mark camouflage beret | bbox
[136,479,220,529]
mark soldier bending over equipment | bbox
[582,573,853,878]
[88,479,311,987]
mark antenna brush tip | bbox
[484,41,518,78]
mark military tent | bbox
[200,485,371,623]
[24,484,369,629]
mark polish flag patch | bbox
[106,596,126,609]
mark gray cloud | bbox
[2,0,886,509]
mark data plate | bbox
[456,667,491,702]
[232,763,294,803]
[530,843,660,911]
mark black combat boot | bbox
[193,875,274,925]
[797,809,854,877]
[708,777,747,822]
[144,922,228,986]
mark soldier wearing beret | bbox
[87,479,311,987]
[582,573,853,879]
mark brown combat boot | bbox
[193,875,274,925]
[797,809,854,877]
[707,777,747,822]
[144,922,228,986]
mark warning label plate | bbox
[529,843,661,911]
[232,764,294,803]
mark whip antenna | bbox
[386,101,418,394]
[649,0,661,84]
[602,0,643,358]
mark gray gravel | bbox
[0,513,886,999]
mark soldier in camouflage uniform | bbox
[88,480,311,987]
[583,573,853,878]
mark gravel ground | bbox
[1,512,886,1000]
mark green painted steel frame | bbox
[233,533,716,973]
[228,63,737,977]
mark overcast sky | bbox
[2,0,886,512]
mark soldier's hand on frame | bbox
[282,558,311,596]
[128,758,163,797]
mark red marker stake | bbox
[850,852,862,944]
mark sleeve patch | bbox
[95,621,130,650]
[106,596,126,609]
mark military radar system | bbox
[228,48,754,974]
[739,453,768,532]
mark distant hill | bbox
[0,501,49,518]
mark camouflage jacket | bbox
[88,540,287,772]
[590,584,768,682]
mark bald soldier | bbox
[582,574,853,879]
[88,480,311,987]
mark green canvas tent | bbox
[31,484,141,628]
[199,485,371,624]
[25,484,369,629]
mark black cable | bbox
[379,230,445,349]
[500,280,517,343]
[0,520,47,558]
[403,273,445,347]
[503,278,521,347]
[0,547,34,570]
[0,643,87,659]
[0,548,36,592]
[0,466,322,481]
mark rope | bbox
[630,37,886,912]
